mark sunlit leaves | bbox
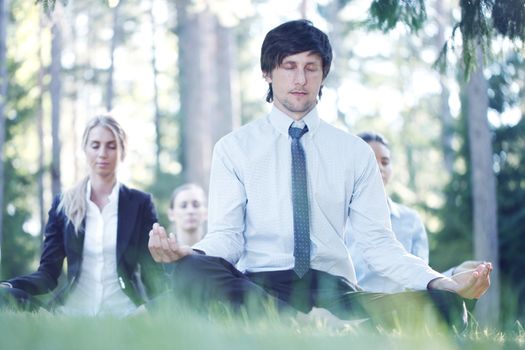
[368,0,427,32]
[492,0,525,39]
[365,0,525,78]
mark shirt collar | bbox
[268,105,321,137]
[388,197,401,218]
[86,179,120,204]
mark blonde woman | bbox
[0,116,163,316]
[168,183,207,246]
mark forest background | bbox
[0,0,524,330]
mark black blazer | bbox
[5,184,163,307]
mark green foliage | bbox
[493,118,525,324]
[146,170,181,228]
[459,0,493,41]
[368,0,427,32]
[431,1,525,78]
[492,0,525,39]
[0,308,523,349]
[35,0,68,14]
[430,103,473,271]
[1,60,39,279]
[1,157,39,278]
[433,54,525,325]
[431,112,525,329]
[462,1,523,77]
[488,53,525,113]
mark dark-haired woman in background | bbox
[349,131,480,293]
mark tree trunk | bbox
[70,10,79,183]
[466,48,500,327]
[149,0,161,174]
[435,0,454,175]
[106,2,120,112]
[299,0,308,18]
[0,0,8,262]
[50,8,62,197]
[213,22,240,145]
[324,0,346,124]
[175,0,237,191]
[37,10,45,244]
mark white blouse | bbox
[59,181,136,317]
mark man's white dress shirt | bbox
[194,106,443,290]
[349,198,430,292]
[60,181,137,317]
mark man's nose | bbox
[294,68,306,85]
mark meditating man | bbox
[148,19,491,330]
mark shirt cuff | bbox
[0,282,13,288]
[441,266,455,277]
[400,267,443,291]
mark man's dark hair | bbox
[260,19,333,103]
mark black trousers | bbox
[165,255,468,330]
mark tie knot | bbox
[289,125,308,140]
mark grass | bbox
[1,306,524,350]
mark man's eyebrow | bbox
[281,59,320,65]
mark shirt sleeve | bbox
[193,137,245,264]
[347,147,443,290]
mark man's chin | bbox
[283,103,315,115]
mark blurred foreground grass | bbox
[1,306,524,350]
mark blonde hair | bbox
[58,115,127,233]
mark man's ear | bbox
[263,71,272,83]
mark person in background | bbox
[167,183,207,247]
[350,131,480,293]
[0,115,163,317]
